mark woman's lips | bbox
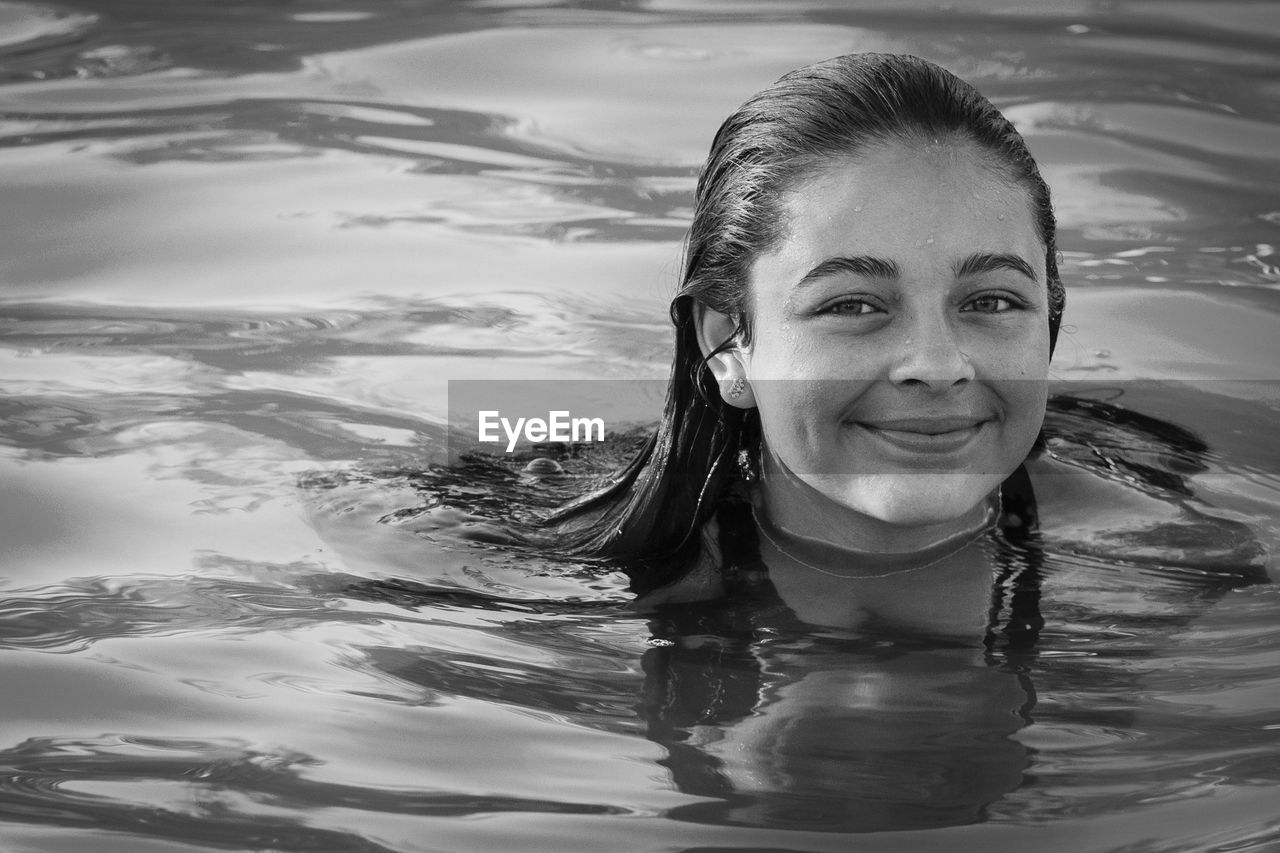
[855,417,989,454]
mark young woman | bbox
[550,52,1065,636]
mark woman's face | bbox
[738,141,1050,538]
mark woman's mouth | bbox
[854,416,989,455]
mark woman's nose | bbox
[886,315,975,390]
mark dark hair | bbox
[549,53,1065,590]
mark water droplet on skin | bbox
[853,205,863,213]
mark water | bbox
[1,1,1279,850]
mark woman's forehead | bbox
[765,145,1043,270]
[785,140,1031,215]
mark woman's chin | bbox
[811,472,1000,532]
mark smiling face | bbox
[731,140,1050,549]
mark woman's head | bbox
[681,53,1063,547]
[553,53,1063,579]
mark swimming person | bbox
[550,52,1066,636]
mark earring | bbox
[727,377,746,399]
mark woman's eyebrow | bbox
[795,255,900,288]
[953,252,1038,282]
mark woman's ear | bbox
[694,303,756,409]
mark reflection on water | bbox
[1,0,1279,850]
[644,638,1035,832]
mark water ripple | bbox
[0,733,623,849]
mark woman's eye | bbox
[820,299,879,316]
[964,294,1017,313]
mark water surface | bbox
[1,1,1278,850]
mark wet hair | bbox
[548,53,1065,589]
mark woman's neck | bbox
[750,479,1001,633]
